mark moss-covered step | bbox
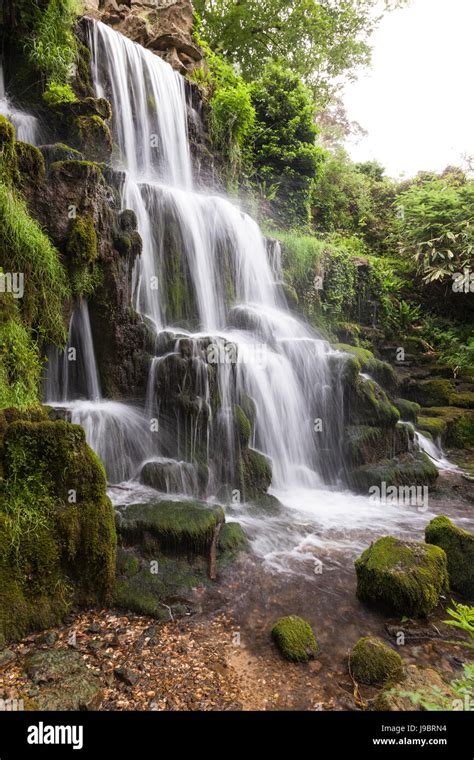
[0,412,116,643]
[271,615,319,662]
[355,536,448,617]
[349,452,438,493]
[240,447,272,500]
[417,416,447,439]
[349,636,403,685]
[117,499,225,555]
[401,378,455,407]
[450,391,474,409]
[348,375,400,428]
[421,407,474,448]
[394,398,421,424]
[425,516,474,598]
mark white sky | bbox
[343,0,474,178]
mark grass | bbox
[0,313,41,409]
[0,181,70,346]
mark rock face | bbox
[25,650,102,710]
[0,408,116,643]
[355,536,448,617]
[349,636,403,685]
[97,0,203,73]
[425,515,474,598]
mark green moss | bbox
[0,416,116,642]
[335,343,374,365]
[350,375,400,427]
[394,398,421,424]
[417,416,447,439]
[240,447,272,500]
[218,522,248,556]
[404,379,455,407]
[15,142,45,182]
[346,424,411,467]
[451,392,474,409]
[271,615,319,662]
[349,636,403,685]
[355,536,449,617]
[117,499,224,555]
[425,516,474,598]
[422,407,474,448]
[65,213,101,297]
[234,404,252,447]
[73,115,112,163]
[0,114,15,146]
[350,452,438,492]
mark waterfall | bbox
[0,63,38,144]
[86,19,344,497]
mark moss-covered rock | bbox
[451,391,474,409]
[349,375,400,427]
[417,416,447,439]
[218,521,248,556]
[234,404,252,447]
[0,114,15,146]
[373,664,458,711]
[271,615,319,662]
[402,378,454,407]
[346,424,412,467]
[422,407,474,448]
[425,515,474,598]
[0,416,116,643]
[335,343,398,392]
[24,649,102,710]
[117,499,224,555]
[394,398,421,424]
[355,536,448,617]
[349,636,403,684]
[72,115,112,162]
[39,143,84,167]
[240,447,272,500]
[15,141,45,182]
[349,452,438,493]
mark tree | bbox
[194,0,407,102]
[251,62,323,228]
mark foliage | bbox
[190,28,255,180]
[421,318,474,378]
[42,81,78,107]
[251,63,323,227]
[194,0,406,101]
[395,176,474,284]
[390,664,474,711]
[25,0,79,87]
[443,601,474,641]
[0,180,70,346]
[0,311,41,409]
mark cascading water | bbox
[0,63,38,144]
[45,18,461,574]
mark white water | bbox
[415,429,461,473]
[0,63,38,144]
[45,19,468,573]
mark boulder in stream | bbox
[271,615,319,662]
[425,515,474,598]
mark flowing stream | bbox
[45,20,470,576]
[0,63,38,144]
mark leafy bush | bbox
[42,81,78,107]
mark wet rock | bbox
[271,616,319,662]
[114,666,139,686]
[425,515,474,598]
[0,649,16,669]
[349,636,403,685]
[373,664,458,711]
[25,650,102,710]
[355,536,448,617]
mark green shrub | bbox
[0,314,41,409]
[26,0,79,87]
[43,81,78,107]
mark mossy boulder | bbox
[349,376,400,427]
[24,649,102,710]
[349,452,438,493]
[240,447,272,500]
[39,143,84,167]
[355,536,448,617]
[346,424,412,467]
[373,664,458,711]
[422,407,474,448]
[0,416,116,643]
[15,142,45,182]
[271,615,319,662]
[349,636,403,685]
[234,404,252,447]
[394,398,420,424]
[335,344,398,392]
[403,378,454,407]
[72,115,112,162]
[218,521,248,556]
[117,499,224,555]
[425,515,474,598]
[0,114,15,146]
